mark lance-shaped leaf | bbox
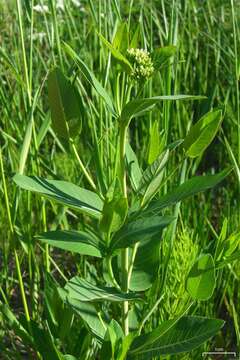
[48,67,81,140]
[110,215,174,251]
[100,196,128,234]
[13,174,103,219]
[143,168,232,215]
[183,109,223,158]
[112,22,129,53]
[99,319,124,360]
[62,42,116,116]
[128,316,224,359]
[58,291,106,341]
[186,254,216,300]
[37,230,105,258]
[139,150,169,206]
[147,120,161,165]
[125,142,142,192]
[120,95,205,126]
[129,233,162,291]
[64,277,142,302]
[98,32,132,73]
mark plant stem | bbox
[16,0,31,104]
[70,139,97,191]
[106,257,121,290]
[119,125,129,335]
[14,250,32,332]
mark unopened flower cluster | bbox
[127,48,154,80]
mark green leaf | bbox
[183,109,223,158]
[129,26,141,49]
[126,142,143,192]
[13,174,103,219]
[100,196,128,234]
[100,319,124,360]
[37,230,104,258]
[117,333,135,360]
[216,250,240,269]
[62,42,116,116]
[147,120,161,164]
[120,95,205,126]
[152,45,177,68]
[186,254,216,300]
[48,67,81,140]
[31,322,64,360]
[144,168,232,215]
[58,292,106,341]
[222,231,240,257]
[128,316,224,359]
[129,233,162,291]
[98,32,133,74]
[139,150,169,206]
[112,22,129,53]
[64,276,142,302]
[0,304,33,346]
[110,215,174,251]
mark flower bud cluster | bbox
[127,48,154,80]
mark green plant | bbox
[6,22,235,360]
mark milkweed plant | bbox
[9,23,239,360]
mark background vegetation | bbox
[0,0,239,359]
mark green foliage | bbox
[13,174,103,218]
[1,2,238,358]
[37,230,104,257]
[186,254,216,300]
[110,216,174,251]
[128,316,224,359]
[48,67,81,141]
[183,109,223,158]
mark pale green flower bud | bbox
[127,48,154,81]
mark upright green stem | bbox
[16,0,31,103]
[70,139,97,191]
[0,150,33,338]
[119,125,129,335]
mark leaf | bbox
[62,42,116,116]
[48,67,81,140]
[37,230,104,258]
[98,32,132,74]
[100,196,128,234]
[110,215,174,251]
[60,295,106,341]
[31,322,63,360]
[64,276,142,302]
[139,150,169,206]
[222,231,240,257]
[129,233,162,291]
[129,26,141,49]
[186,254,216,300]
[216,250,240,269]
[112,22,129,53]
[100,319,124,360]
[128,316,224,359]
[152,46,177,68]
[144,168,232,215]
[0,304,33,346]
[147,120,161,164]
[13,174,103,219]
[120,95,205,126]
[183,109,223,158]
[125,142,143,192]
